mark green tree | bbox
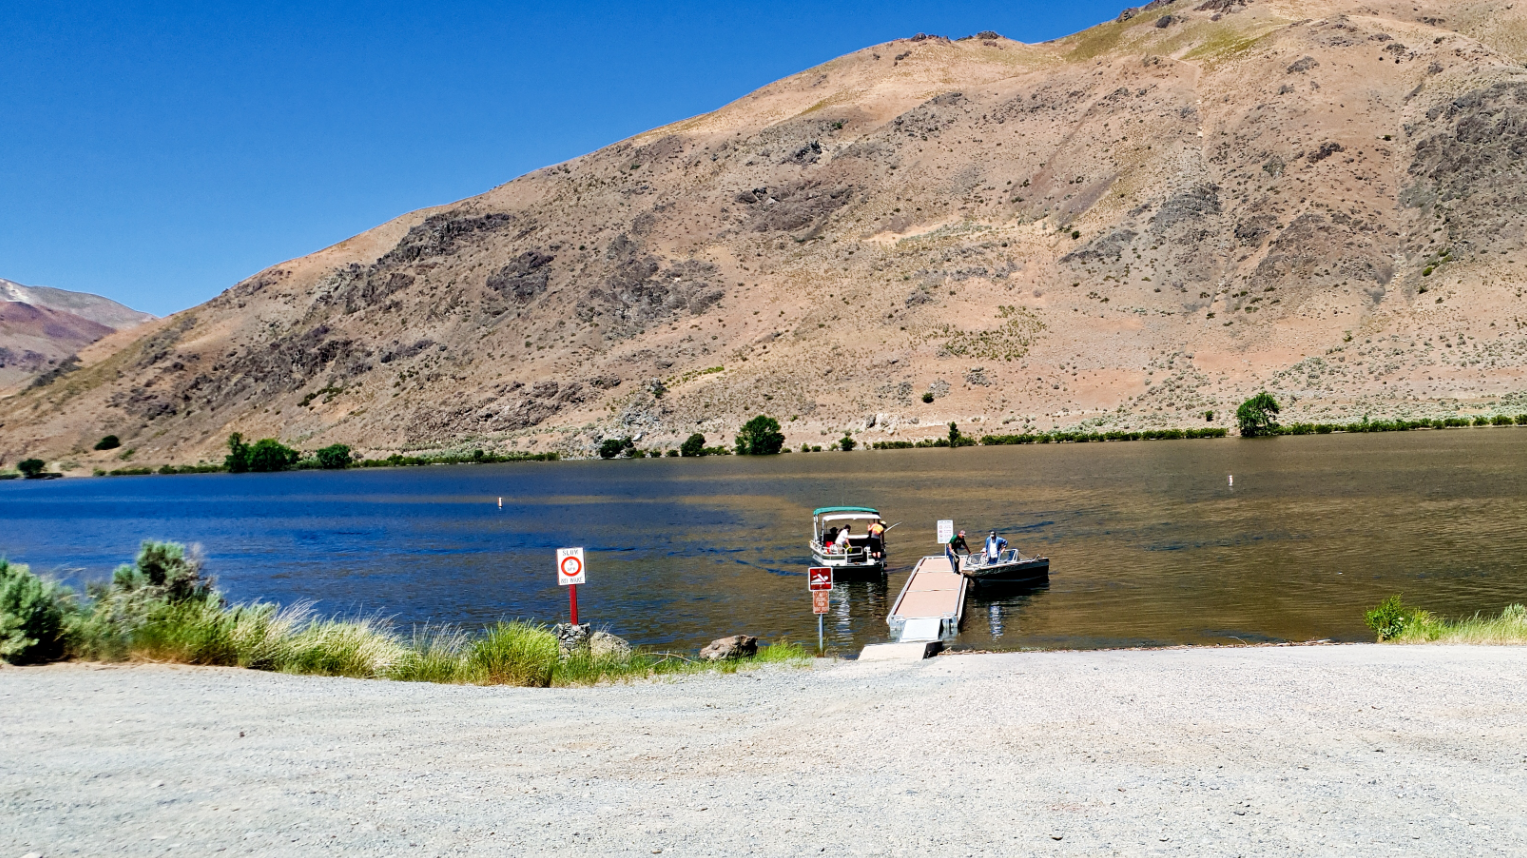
[225,433,251,473]
[735,416,785,455]
[1236,392,1281,437]
[94,435,121,451]
[599,438,632,459]
[948,422,961,446]
[247,439,300,472]
[315,444,353,470]
[680,433,706,457]
[17,459,46,479]
[838,435,857,452]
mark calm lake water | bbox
[3,430,1525,654]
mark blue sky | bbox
[2,1,1123,316]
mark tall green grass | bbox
[1,544,811,685]
[1365,595,1527,644]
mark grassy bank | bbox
[0,544,808,685]
[1276,415,1527,435]
[1365,595,1527,644]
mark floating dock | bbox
[887,556,968,642]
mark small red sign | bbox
[808,567,833,591]
[812,589,830,614]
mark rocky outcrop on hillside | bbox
[4,0,1527,469]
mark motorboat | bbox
[810,506,888,575]
[960,548,1049,585]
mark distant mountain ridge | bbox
[0,278,154,391]
[4,0,1527,470]
[0,278,155,331]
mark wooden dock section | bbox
[887,555,968,642]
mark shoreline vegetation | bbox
[7,546,1522,685]
[1365,595,1527,645]
[0,542,808,685]
[4,394,1526,479]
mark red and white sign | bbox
[556,547,586,586]
[812,589,831,614]
[808,567,833,591]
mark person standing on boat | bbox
[835,524,853,554]
[984,531,1008,562]
[867,520,886,560]
[946,529,970,574]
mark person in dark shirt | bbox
[946,530,970,574]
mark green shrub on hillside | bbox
[17,459,47,479]
[94,435,121,451]
[681,433,707,457]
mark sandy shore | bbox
[3,645,1525,857]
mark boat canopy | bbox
[813,506,880,516]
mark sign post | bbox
[937,519,954,545]
[809,566,833,653]
[556,547,586,624]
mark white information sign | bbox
[556,547,586,586]
[936,520,954,545]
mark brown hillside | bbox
[0,302,116,390]
[5,0,1527,470]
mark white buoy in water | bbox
[1228,475,1234,487]
[498,497,503,509]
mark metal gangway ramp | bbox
[887,555,967,643]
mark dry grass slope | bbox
[4,0,1527,469]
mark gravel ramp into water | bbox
[3,645,1525,857]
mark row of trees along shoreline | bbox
[5,395,1525,478]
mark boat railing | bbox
[811,541,871,562]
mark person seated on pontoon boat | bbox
[823,525,839,548]
[834,524,853,553]
[984,531,1009,563]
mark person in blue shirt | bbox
[984,531,1009,562]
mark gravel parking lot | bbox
[4,645,1525,857]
